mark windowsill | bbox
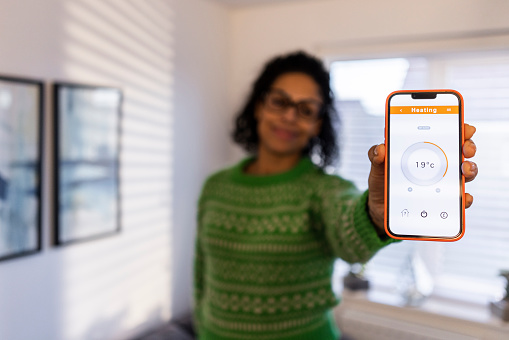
[335,287,509,335]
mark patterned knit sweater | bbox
[194,157,396,340]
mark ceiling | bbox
[208,0,308,8]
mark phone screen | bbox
[386,92,463,239]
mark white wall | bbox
[228,0,509,160]
[0,0,230,339]
[172,0,231,319]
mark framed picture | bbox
[0,76,43,261]
[54,83,122,245]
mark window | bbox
[330,51,509,306]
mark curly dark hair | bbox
[232,50,339,168]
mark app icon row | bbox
[401,209,448,219]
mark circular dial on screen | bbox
[401,142,448,186]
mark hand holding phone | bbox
[384,90,467,241]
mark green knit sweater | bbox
[194,157,396,340]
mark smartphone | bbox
[384,90,465,241]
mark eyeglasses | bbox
[262,89,323,121]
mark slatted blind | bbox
[331,52,509,305]
[433,53,509,302]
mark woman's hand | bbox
[366,124,478,232]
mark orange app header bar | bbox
[390,106,459,114]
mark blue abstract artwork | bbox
[0,77,42,261]
[54,84,121,245]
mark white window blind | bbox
[330,51,509,306]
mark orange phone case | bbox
[384,89,465,242]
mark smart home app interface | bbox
[388,94,462,238]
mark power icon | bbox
[421,210,428,218]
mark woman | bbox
[194,51,478,340]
